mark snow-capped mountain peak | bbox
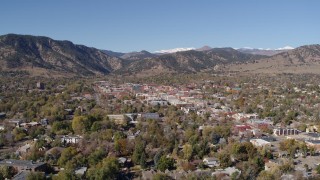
[154,47,195,54]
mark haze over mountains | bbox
[0,34,319,76]
[227,44,320,74]
[237,46,294,56]
[105,45,293,57]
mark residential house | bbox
[20,122,41,129]
[0,159,47,172]
[304,133,320,140]
[306,125,319,133]
[278,151,290,158]
[281,174,295,180]
[0,112,6,119]
[273,128,300,136]
[250,139,271,148]
[107,114,130,125]
[36,82,45,90]
[181,107,197,114]
[199,125,215,132]
[305,140,320,152]
[118,157,127,164]
[8,119,24,127]
[148,100,168,106]
[233,125,252,137]
[165,170,189,180]
[0,124,4,131]
[40,118,49,126]
[61,135,82,144]
[247,119,273,129]
[75,167,88,177]
[45,147,64,159]
[212,167,241,178]
[16,142,32,157]
[233,113,259,122]
[139,113,160,120]
[13,171,30,180]
[203,157,220,167]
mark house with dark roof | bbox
[0,159,47,172]
[0,112,6,119]
[13,171,29,180]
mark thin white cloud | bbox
[155,47,195,54]
[275,46,294,50]
[156,46,295,53]
[235,47,253,50]
[238,46,294,51]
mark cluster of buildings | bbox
[3,78,320,179]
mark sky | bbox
[0,0,319,52]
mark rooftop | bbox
[305,140,320,144]
[305,133,320,138]
[0,159,46,168]
[13,171,29,180]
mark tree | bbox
[153,173,172,180]
[153,150,163,169]
[183,144,193,161]
[140,152,147,169]
[184,128,195,141]
[53,169,76,180]
[26,172,45,180]
[194,140,209,159]
[86,157,120,180]
[91,121,101,132]
[181,161,196,171]
[58,147,78,168]
[71,114,101,134]
[210,132,221,145]
[218,151,232,168]
[0,165,15,179]
[132,140,146,166]
[231,142,256,161]
[0,133,7,147]
[238,161,263,179]
[279,139,296,151]
[25,146,45,161]
[52,121,72,135]
[304,164,309,172]
[114,138,129,156]
[231,171,240,180]
[213,125,231,140]
[157,156,175,172]
[12,128,27,141]
[88,148,107,166]
[316,164,320,174]
[72,116,90,134]
[252,156,265,173]
[28,126,45,138]
[279,160,294,174]
[257,170,277,180]
[99,129,113,141]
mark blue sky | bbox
[1,0,319,52]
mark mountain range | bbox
[0,34,319,76]
[0,34,125,76]
[237,47,292,56]
[226,44,320,74]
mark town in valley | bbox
[1,74,320,179]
